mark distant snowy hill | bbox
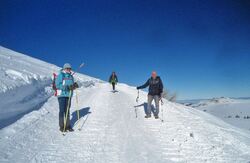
[184,97,235,108]
[182,97,250,131]
[0,46,250,162]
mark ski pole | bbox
[135,90,139,118]
[72,62,84,127]
[63,90,72,134]
[161,106,164,122]
[160,98,164,122]
[72,63,84,76]
[136,90,139,103]
[76,90,80,121]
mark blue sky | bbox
[1,0,250,100]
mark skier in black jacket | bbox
[109,72,118,91]
[137,71,163,119]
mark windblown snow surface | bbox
[0,46,250,163]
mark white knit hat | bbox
[63,63,72,69]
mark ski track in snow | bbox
[0,83,250,163]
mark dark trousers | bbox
[112,83,116,90]
[58,97,71,129]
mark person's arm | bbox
[137,79,150,89]
[159,77,164,94]
[109,75,112,83]
[72,74,75,83]
[56,73,67,91]
[115,75,118,83]
[70,75,79,90]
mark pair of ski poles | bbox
[62,90,80,134]
[135,90,164,122]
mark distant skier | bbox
[109,72,118,91]
[137,71,163,119]
[56,63,79,132]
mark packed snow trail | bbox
[0,83,250,163]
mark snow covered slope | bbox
[0,47,250,162]
[188,97,250,131]
[0,83,250,163]
[0,46,98,129]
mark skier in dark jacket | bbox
[56,63,79,132]
[109,72,118,91]
[137,71,163,119]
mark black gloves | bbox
[73,82,79,89]
[67,82,79,91]
[68,85,74,91]
[136,87,140,90]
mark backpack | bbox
[52,73,58,96]
[52,72,66,96]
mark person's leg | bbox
[147,95,154,116]
[65,97,71,129]
[154,95,160,117]
[112,83,115,90]
[58,97,65,130]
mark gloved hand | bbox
[73,82,79,89]
[136,87,140,90]
[67,82,79,91]
[67,85,74,91]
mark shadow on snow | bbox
[134,102,157,115]
[71,107,91,126]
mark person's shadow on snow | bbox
[134,102,157,115]
[71,107,91,126]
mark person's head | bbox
[151,71,157,79]
[63,63,72,73]
[112,71,116,76]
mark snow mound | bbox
[0,46,58,92]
